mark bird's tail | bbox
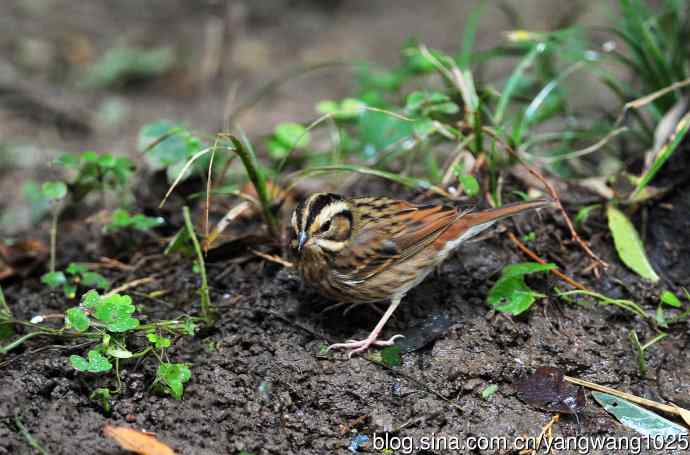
[441,198,554,246]
[461,198,554,225]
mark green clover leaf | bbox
[81,289,101,309]
[41,181,67,200]
[487,262,555,315]
[65,307,90,332]
[70,350,112,373]
[92,293,140,332]
[157,362,191,400]
[81,272,110,290]
[147,332,172,349]
[41,271,67,288]
[66,263,89,275]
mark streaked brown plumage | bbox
[291,193,552,357]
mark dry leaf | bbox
[103,425,176,455]
[0,239,48,280]
[672,404,690,429]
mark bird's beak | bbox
[297,232,308,253]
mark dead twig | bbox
[104,276,157,297]
[480,126,608,271]
[519,414,560,455]
[97,257,135,271]
[507,232,591,292]
[251,249,293,268]
[564,375,690,425]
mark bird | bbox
[290,192,552,357]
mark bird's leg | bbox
[327,297,404,358]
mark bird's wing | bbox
[332,197,458,280]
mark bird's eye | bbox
[319,220,332,233]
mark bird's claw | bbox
[327,334,404,358]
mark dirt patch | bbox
[1,179,688,454]
[1,1,688,454]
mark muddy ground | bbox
[1,177,688,455]
[1,1,689,454]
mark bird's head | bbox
[290,193,353,260]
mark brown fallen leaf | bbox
[103,425,176,455]
[515,367,586,415]
[0,239,48,281]
[0,259,14,281]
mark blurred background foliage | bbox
[0,0,687,236]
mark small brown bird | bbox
[291,193,551,357]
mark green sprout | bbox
[105,208,164,233]
[55,290,198,400]
[266,122,311,160]
[452,163,480,197]
[41,262,110,299]
[481,384,499,400]
[316,98,366,120]
[657,289,690,325]
[182,206,216,326]
[54,151,134,203]
[154,362,192,400]
[405,90,459,117]
[487,262,556,316]
[628,330,667,376]
[380,345,402,367]
[138,121,209,184]
[41,181,67,274]
[81,45,175,88]
[90,388,113,413]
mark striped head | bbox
[290,193,353,260]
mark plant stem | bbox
[0,284,13,340]
[0,331,52,354]
[558,289,650,321]
[129,346,153,359]
[182,206,216,326]
[136,318,202,332]
[228,135,279,238]
[0,284,10,317]
[49,208,59,273]
[668,308,690,324]
[14,415,49,455]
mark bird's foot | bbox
[327,333,403,358]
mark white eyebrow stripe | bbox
[291,210,298,233]
[312,201,350,230]
[314,238,347,252]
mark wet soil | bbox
[1,1,689,454]
[0,178,689,455]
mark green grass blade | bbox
[288,164,449,197]
[605,23,663,92]
[514,61,587,143]
[457,2,485,69]
[631,111,690,199]
[494,43,544,124]
[226,134,279,237]
[617,0,675,100]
